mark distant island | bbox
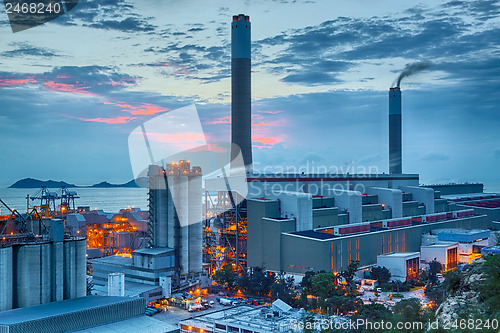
[8,178,147,189]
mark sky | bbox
[0,0,499,188]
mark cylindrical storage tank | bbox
[51,241,64,302]
[63,238,87,299]
[0,246,13,311]
[75,238,87,297]
[63,240,76,299]
[188,173,203,273]
[14,242,52,308]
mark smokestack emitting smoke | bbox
[389,61,431,174]
[231,14,252,172]
[395,61,431,88]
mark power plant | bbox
[1,13,499,333]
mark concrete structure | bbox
[147,161,203,284]
[0,296,145,333]
[420,242,459,271]
[327,189,362,223]
[389,87,402,174]
[92,248,175,288]
[376,252,420,282]
[401,186,435,214]
[0,234,85,311]
[247,192,490,274]
[108,272,125,297]
[231,14,252,170]
[366,187,403,218]
[266,191,313,231]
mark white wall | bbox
[327,189,362,223]
[366,187,403,218]
[400,186,435,214]
[266,191,313,232]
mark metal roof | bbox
[0,296,140,325]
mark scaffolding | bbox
[203,191,247,275]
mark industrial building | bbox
[421,228,490,264]
[376,252,420,282]
[67,207,149,258]
[244,189,490,275]
[91,160,205,300]
[420,242,459,271]
[0,218,86,312]
[179,301,303,333]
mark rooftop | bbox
[421,241,458,248]
[75,315,177,333]
[0,296,139,325]
[181,305,302,333]
[132,247,174,256]
[91,255,132,266]
[378,252,420,258]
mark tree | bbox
[478,253,500,319]
[355,303,392,321]
[370,266,391,284]
[428,259,442,285]
[310,272,336,299]
[392,298,425,330]
[301,271,317,289]
[444,270,461,295]
[271,273,295,304]
[340,260,360,288]
[239,267,274,296]
[213,263,235,288]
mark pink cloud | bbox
[0,77,37,87]
[43,81,95,95]
[104,101,168,115]
[206,116,231,125]
[255,110,285,114]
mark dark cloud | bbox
[87,16,156,32]
[1,43,60,58]
[280,72,342,85]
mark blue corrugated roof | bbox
[0,296,141,325]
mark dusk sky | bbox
[1,0,499,188]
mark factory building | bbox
[0,220,86,311]
[421,228,490,264]
[179,302,303,333]
[420,242,459,271]
[246,187,490,275]
[91,160,205,299]
[376,252,420,282]
[67,207,149,259]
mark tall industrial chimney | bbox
[231,14,252,172]
[389,87,402,174]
